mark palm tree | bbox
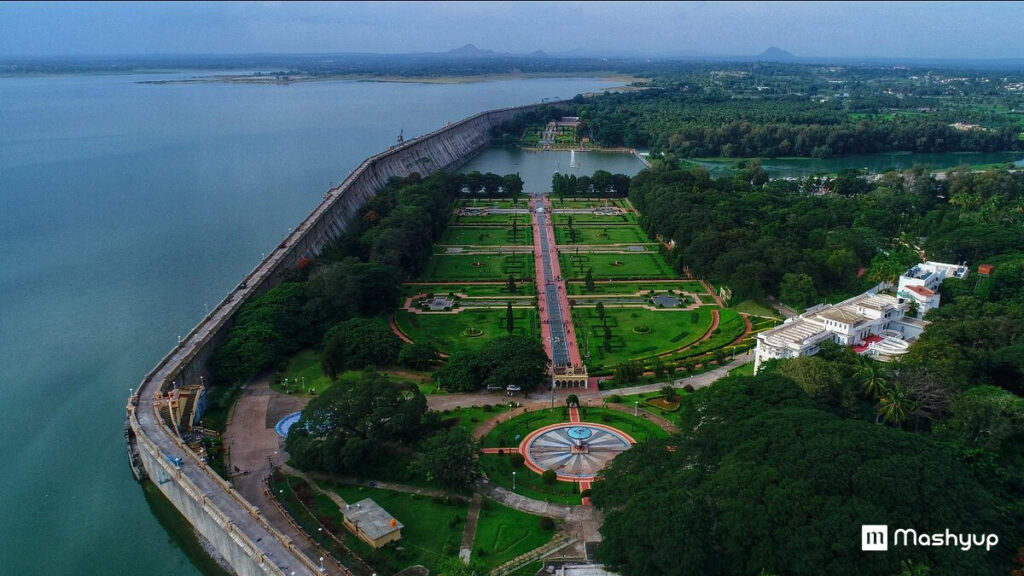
[855,357,888,400]
[877,382,912,427]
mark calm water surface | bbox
[460,148,646,192]
[0,71,624,575]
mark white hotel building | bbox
[754,262,966,373]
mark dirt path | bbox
[459,494,482,563]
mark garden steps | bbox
[489,533,575,576]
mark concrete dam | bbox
[125,101,562,576]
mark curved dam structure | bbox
[125,101,562,575]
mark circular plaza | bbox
[519,422,635,481]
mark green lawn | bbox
[655,308,747,364]
[554,225,650,245]
[437,404,507,435]
[548,198,626,209]
[394,308,539,356]
[440,226,532,246]
[608,390,689,428]
[421,253,535,282]
[552,212,636,225]
[474,499,556,567]
[272,349,335,395]
[560,252,675,280]
[480,453,580,505]
[403,283,536,297]
[452,212,529,226]
[730,299,781,318]
[455,198,523,209]
[574,306,715,369]
[567,280,705,296]
[330,483,469,575]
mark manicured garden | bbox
[566,280,707,296]
[440,225,533,246]
[554,225,651,245]
[451,212,529,226]
[421,253,534,282]
[574,306,715,369]
[402,283,537,298]
[473,497,557,566]
[394,308,539,355]
[552,212,637,225]
[560,251,676,280]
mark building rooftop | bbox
[761,317,828,348]
[817,308,867,325]
[905,285,935,297]
[345,499,403,541]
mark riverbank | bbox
[139,71,647,86]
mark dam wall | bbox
[127,100,563,575]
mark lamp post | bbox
[509,402,514,421]
[319,556,325,573]
[634,401,639,417]
[513,470,517,491]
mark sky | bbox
[1,1,1023,60]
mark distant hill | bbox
[445,44,497,57]
[755,47,798,62]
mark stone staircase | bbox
[490,534,576,576]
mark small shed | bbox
[978,264,995,277]
[343,498,403,549]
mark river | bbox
[0,71,625,576]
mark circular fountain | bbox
[520,423,634,481]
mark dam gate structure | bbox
[125,101,564,575]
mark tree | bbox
[321,318,402,379]
[435,335,549,392]
[595,301,606,322]
[542,469,557,485]
[855,356,889,400]
[507,273,516,294]
[506,302,515,334]
[877,381,912,426]
[935,385,1024,452]
[566,394,580,407]
[286,371,428,474]
[398,342,440,371]
[502,173,524,202]
[779,272,818,310]
[660,385,677,401]
[585,269,596,291]
[419,427,481,490]
[592,374,1017,576]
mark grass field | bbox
[272,349,335,395]
[330,483,468,575]
[730,299,781,318]
[480,453,579,505]
[548,198,626,209]
[474,498,556,565]
[421,253,534,282]
[437,404,508,435]
[554,225,650,245]
[451,212,529,226]
[455,198,524,209]
[552,212,637,225]
[575,306,715,368]
[560,251,675,280]
[567,280,705,296]
[440,226,532,246]
[402,283,536,297]
[394,308,539,355]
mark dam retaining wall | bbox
[126,101,561,575]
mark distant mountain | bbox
[445,44,497,57]
[754,47,798,62]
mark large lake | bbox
[0,72,625,576]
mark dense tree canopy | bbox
[592,374,1021,576]
[434,335,549,392]
[286,371,431,475]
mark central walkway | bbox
[531,195,582,367]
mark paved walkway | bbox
[224,373,350,576]
[459,494,482,563]
[531,196,583,367]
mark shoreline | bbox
[136,71,648,86]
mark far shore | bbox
[136,71,648,87]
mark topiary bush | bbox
[542,469,557,485]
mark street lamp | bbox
[634,401,639,417]
[319,556,325,573]
[513,470,517,491]
[509,402,514,421]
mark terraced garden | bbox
[560,251,676,280]
[421,253,534,282]
[440,225,533,246]
[573,306,717,369]
[553,225,651,245]
[394,307,540,355]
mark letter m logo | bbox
[862,525,888,551]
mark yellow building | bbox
[342,498,403,549]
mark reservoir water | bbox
[0,72,625,576]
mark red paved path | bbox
[531,196,583,367]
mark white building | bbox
[896,261,968,317]
[754,291,927,373]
